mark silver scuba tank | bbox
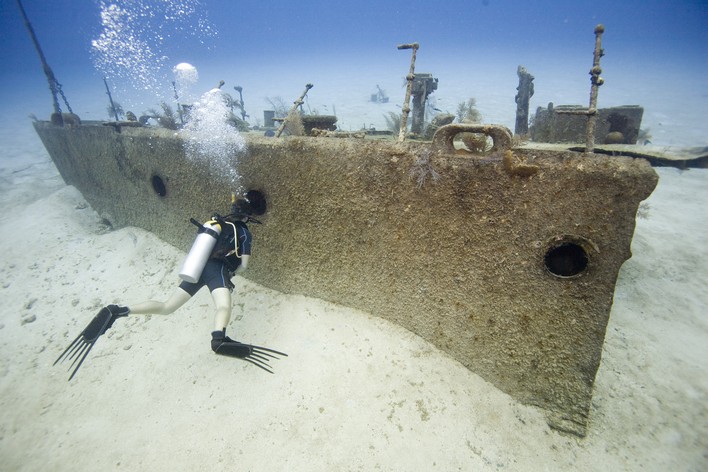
[178,220,222,283]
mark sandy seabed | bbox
[0,121,706,471]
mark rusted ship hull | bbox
[33,120,658,436]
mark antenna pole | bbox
[15,0,64,124]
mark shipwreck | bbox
[23,4,663,437]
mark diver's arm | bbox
[234,254,249,275]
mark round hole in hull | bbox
[151,174,167,197]
[244,189,267,215]
[544,239,589,278]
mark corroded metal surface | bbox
[34,120,658,436]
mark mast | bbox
[585,24,606,153]
[15,0,65,124]
[397,42,419,142]
[275,83,313,138]
[554,24,606,153]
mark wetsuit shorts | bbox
[179,259,233,296]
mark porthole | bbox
[544,237,590,278]
[151,174,167,197]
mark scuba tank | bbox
[179,190,265,283]
[178,219,222,283]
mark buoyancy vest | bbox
[210,220,251,272]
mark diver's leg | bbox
[208,285,287,371]
[209,287,255,360]
[127,287,192,315]
[211,287,232,332]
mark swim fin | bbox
[54,304,129,380]
[211,330,287,374]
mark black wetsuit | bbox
[179,220,252,295]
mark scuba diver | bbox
[54,190,286,380]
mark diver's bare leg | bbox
[211,287,232,332]
[127,287,192,315]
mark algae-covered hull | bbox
[34,120,658,436]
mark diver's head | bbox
[231,190,267,218]
[232,198,252,218]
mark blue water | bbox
[1,0,707,144]
[0,3,707,470]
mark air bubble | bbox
[180,87,247,189]
[91,0,216,105]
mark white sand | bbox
[0,117,706,470]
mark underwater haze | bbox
[0,1,707,471]
[0,0,707,145]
